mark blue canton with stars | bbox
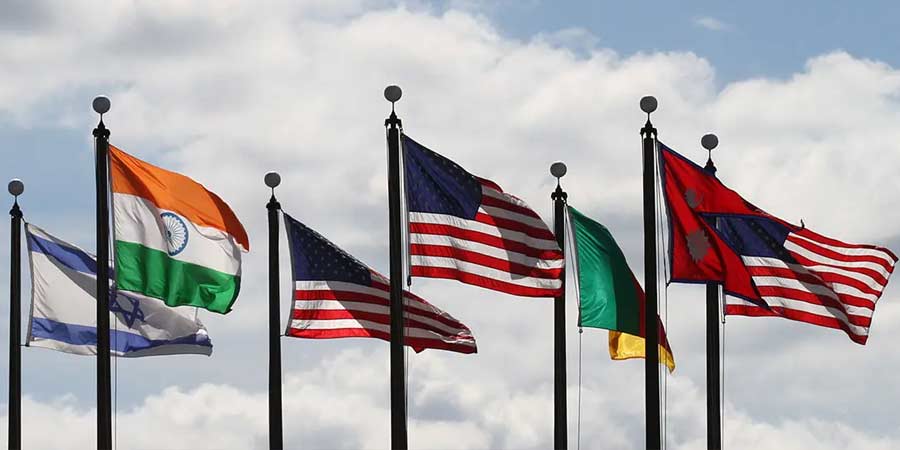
[711,215,798,264]
[402,135,483,219]
[284,213,372,285]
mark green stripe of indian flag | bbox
[567,206,641,334]
[115,241,239,314]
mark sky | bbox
[1,0,900,449]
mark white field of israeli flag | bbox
[25,224,213,357]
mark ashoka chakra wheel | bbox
[161,212,189,256]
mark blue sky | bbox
[2,1,900,449]
[456,0,900,84]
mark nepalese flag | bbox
[26,224,212,357]
[283,213,477,354]
[567,206,675,372]
[402,135,564,297]
[661,142,897,344]
[110,145,249,314]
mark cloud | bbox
[1,1,900,448]
[3,358,900,449]
[694,16,732,32]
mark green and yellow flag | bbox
[568,205,675,372]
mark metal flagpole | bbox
[550,162,568,450]
[92,96,113,450]
[384,85,408,450]
[265,172,284,450]
[8,178,24,450]
[640,96,661,450]
[701,134,722,450]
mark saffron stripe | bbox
[109,145,249,251]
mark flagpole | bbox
[550,162,568,450]
[92,96,112,450]
[384,85,408,450]
[640,96,661,450]
[701,134,721,450]
[265,172,284,450]
[8,179,24,450]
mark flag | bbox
[110,145,249,314]
[25,224,212,357]
[283,213,477,354]
[402,134,563,297]
[567,206,675,372]
[661,142,897,344]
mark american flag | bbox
[402,134,563,297]
[718,216,896,345]
[283,212,476,354]
[661,142,896,344]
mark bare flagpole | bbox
[701,133,722,450]
[640,95,661,450]
[8,178,24,450]
[265,171,284,450]
[384,85,408,450]
[550,162,569,450]
[92,95,113,450]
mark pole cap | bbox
[550,161,567,178]
[384,85,402,103]
[701,133,719,150]
[640,96,658,114]
[264,171,281,188]
[92,96,111,114]
[7,179,23,196]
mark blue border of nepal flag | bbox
[660,142,897,344]
[282,212,477,354]
[402,135,564,298]
[26,224,213,357]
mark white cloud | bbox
[3,359,899,449]
[694,16,732,32]
[1,1,900,448]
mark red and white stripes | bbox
[725,229,897,344]
[409,180,564,297]
[287,273,477,354]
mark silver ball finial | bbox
[701,133,719,150]
[92,96,111,114]
[264,172,281,188]
[384,85,402,103]
[640,96,658,114]
[550,161,567,178]
[7,179,24,197]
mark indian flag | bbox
[110,145,249,314]
[567,205,675,372]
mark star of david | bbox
[110,293,146,328]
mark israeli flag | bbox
[26,224,212,357]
